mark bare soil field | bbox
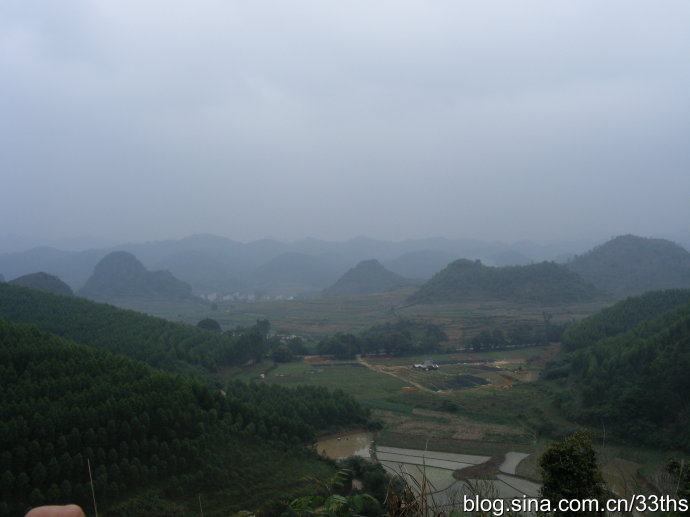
[375,408,534,445]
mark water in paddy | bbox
[316,431,374,460]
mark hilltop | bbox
[8,272,74,296]
[77,251,194,302]
[383,249,459,279]
[322,259,411,297]
[566,234,690,296]
[408,259,600,304]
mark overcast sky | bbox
[2,1,690,250]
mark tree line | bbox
[464,317,565,351]
[316,320,448,359]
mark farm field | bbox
[211,293,673,500]
[206,288,417,338]
[375,444,541,506]
[222,358,410,401]
[222,341,672,498]
[172,290,611,342]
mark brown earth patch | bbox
[453,455,503,480]
[375,408,533,444]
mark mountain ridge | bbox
[409,259,601,304]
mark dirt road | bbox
[356,355,435,393]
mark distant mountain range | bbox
[1,233,689,301]
[0,234,596,297]
[322,259,413,297]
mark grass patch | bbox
[377,431,533,457]
[358,398,415,413]
[209,288,416,339]
[243,359,409,400]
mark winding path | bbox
[356,355,435,393]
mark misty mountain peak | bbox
[9,271,73,296]
[322,259,410,297]
[78,251,193,301]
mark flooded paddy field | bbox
[315,431,375,460]
[375,443,539,504]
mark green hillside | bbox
[9,272,74,296]
[0,318,370,516]
[322,259,410,297]
[561,288,690,352]
[408,259,600,304]
[546,290,690,451]
[77,251,193,301]
[566,234,690,296]
[0,283,264,374]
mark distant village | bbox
[200,292,296,303]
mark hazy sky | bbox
[2,1,690,248]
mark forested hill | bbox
[77,251,194,301]
[566,234,690,296]
[322,259,411,297]
[0,283,260,374]
[8,272,74,296]
[0,318,367,516]
[546,290,690,451]
[561,288,690,352]
[408,259,600,304]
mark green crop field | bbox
[222,360,410,400]
[143,290,610,342]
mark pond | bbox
[315,431,375,460]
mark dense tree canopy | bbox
[561,288,690,352]
[409,260,600,304]
[0,283,263,373]
[317,319,448,359]
[196,318,222,332]
[0,318,370,515]
[538,431,606,516]
[546,290,690,451]
[566,235,690,297]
